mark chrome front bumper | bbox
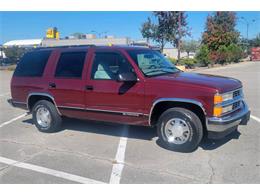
[206,101,250,139]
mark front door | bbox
[84,50,146,125]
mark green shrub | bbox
[213,44,243,64]
[216,45,229,64]
[179,58,197,68]
[195,45,210,66]
[226,44,243,63]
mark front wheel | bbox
[32,100,62,133]
[157,107,203,152]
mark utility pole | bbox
[240,17,256,40]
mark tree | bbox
[162,12,190,62]
[3,47,27,63]
[180,40,199,57]
[140,17,154,44]
[202,12,240,51]
[201,12,243,64]
[196,44,210,66]
[140,11,190,54]
[140,14,168,51]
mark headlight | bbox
[214,92,233,104]
[213,91,235,117]
[222,93,233,102]
[213,104,233,117]
[222,104,233,113]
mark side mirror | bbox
[117,72,137,82]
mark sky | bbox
[0,11,259,45]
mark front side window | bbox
[127,50,180,77]
[91,52,133,80]
[14,50,51,77]
[55,52,86,78]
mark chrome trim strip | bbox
[149,98,206,126]
[58,105,85,110]
[58,105,148,117]
[220,102,242,117]
[215,96,242,107]
[27,92,62,115]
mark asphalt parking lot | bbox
[0,61,260,184]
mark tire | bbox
[32,100,62,133]
[157,107,203,152]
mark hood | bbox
[150,72,242,93]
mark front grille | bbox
[221,88,243,116]
[233,89,241,98]
[232,101,240,110]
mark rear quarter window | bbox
[14,50,51,77]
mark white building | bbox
[41,37,131,47]
[3,39,42,48]
[163,48,187,59]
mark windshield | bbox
[127,49,180,77]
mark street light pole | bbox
[240,17,256,40]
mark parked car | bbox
[0,58,12,66]
[8,45,250,152]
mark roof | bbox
[34,45,150,51]
[3,39,42,46]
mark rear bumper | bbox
[206,101,250,139]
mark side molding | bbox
[27,92,61,115]
[149,98,207,126]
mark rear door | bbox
[48,49,89,116]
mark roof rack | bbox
[35,44,96,50]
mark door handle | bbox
[85,85,94,90]
[49,82,56,88]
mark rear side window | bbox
[55,52,86,78]
[14,50,51,77]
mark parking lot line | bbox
[251,115,260,123]
[0,113,27,128]
[109,126,128,184]
[0,156,105,184]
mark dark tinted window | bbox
[91,52,133,80]
[55,52,86,78]
[14,50,51,77]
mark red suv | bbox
[8,45,250,152]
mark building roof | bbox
[3,39,42,47]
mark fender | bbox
[149,98,207,126]
[27,92,61,115]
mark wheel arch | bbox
[149,98,207,128]
[27,92,61,115]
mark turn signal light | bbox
[213,107,222,117]
[214,95,223,104]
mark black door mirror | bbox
[117,72,137,82]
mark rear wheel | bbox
[32,100,62,133]
[157,107,203,152]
